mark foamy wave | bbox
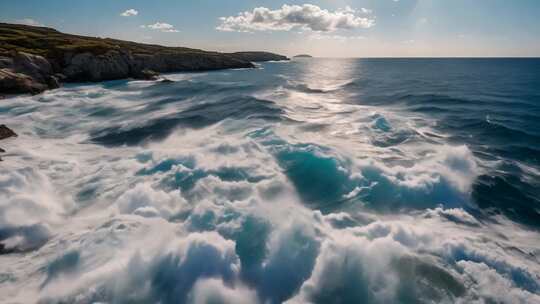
[1,61,538,303]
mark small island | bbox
[293,54,314,58]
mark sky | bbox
[1,0,539,57]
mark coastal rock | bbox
[0,22,289,95]
[0,68,48,94]
[0,56,14,68]
[0,124,16,161]
[63,51,131,81]
[133,69,160,81]
[47,75,60,89]
[129,52,255,73]
[0,124,17,140]
[13,52,53,76]
[0,52,58,94]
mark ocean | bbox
[1,58,539,303]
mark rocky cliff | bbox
[0,23,288,95]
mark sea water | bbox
[0,58,539,303]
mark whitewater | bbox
[1,58,539,303]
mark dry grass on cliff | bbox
[0,23,214,63]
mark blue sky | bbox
[1,0,539,57]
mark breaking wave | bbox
[1,58,539,303]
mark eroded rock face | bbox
[0,23,288,95]
[63,51,132,81]
[0,52,59,95]
[61,50,256,82]
[0,69,48,94]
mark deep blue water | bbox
[1,58,539,303]
[91,58,540,226]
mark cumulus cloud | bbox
[360,8,373,14]
[120,9,138,17]
[141,22,179,33]
[15,18,44,26]
[217,4,375,32]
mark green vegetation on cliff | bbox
[0,23,288,94]
[0,23,223,64]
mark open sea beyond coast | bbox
[1,58,539,303]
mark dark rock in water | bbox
[133,69,160,81]
[0,23,288,95]
[0,124,15,160]
[160,78,174,83]
[0,124,17,140]
[46,75,61,89]
[0,243,12,255]
[0,68,48,94]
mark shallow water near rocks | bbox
[1,58,539,303]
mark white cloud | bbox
[120,9,138,17]
[217,4,375,33]
[360,8,373,14]
[15,18,44,26]
[141,22,179,33]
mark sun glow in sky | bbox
[1,0,539,57]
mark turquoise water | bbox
[0,58,539,303]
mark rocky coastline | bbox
[0,124,17,162]
[0,23,288,95]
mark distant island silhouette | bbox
[293,54,313,58]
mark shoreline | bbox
[0,23,288,96]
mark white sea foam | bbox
[0,66,538,303]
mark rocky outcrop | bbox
[63,51,131,82]
[0,124,17,161]
[60,50,256,83]
[0,124,17,140]
[133,69,160,81]
[0,23,289,95]
[0,52,60,94]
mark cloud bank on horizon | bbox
[216,4,375,33]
